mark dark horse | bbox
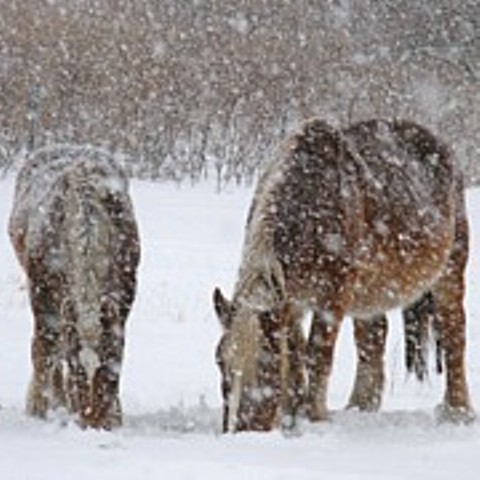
[9,145,140,429]
[213,118,472,432]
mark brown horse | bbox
[213,118,472,432]
[9,145,140,429]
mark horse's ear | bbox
[213,287,232,328]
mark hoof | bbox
[26,386,49,419]
[306,405,330,423]
[346,398,381,413]
[435,403,476,425]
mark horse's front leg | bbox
[347,315,387,412]
[306,311,342,421]
[280,316,307,430]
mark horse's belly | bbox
[348,233,453,318]
[349,274,438,318]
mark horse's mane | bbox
[232,119,340,310]
[232,151,287,311]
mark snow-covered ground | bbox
[1,176,480,479]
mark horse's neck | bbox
[233,175,287,311]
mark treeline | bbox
[1,0,480,186]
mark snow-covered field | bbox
[1,175,480,479]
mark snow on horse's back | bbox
[9,145,140,429]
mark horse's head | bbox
[213,287,286,433]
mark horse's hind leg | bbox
[432,194,474,422]
[27,269,66,418]
[433,277,473,417]
[347,315,388,412]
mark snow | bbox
[1,176,480,479]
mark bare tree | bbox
[1,0,479,185]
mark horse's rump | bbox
[10,145,132,259]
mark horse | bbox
[213,118,472,433]
[9,145,140,429]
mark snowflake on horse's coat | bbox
[213,118,473,432]
[9,145,140,429]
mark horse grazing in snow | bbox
[213,118,472,433]
[9,145,140,429]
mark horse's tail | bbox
[403,291,443,381]
[61,158,139,428]
[62,163,115,380]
